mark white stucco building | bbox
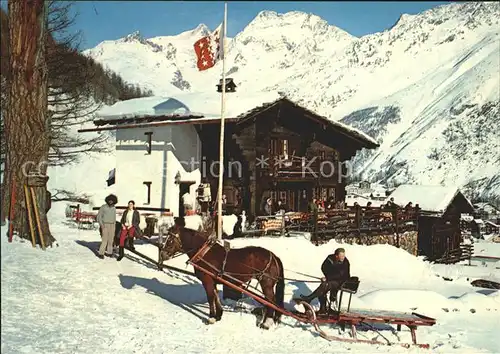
[92,97,202,215]
[82,91,282,217]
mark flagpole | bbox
[216,2,228,241]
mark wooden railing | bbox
[431,244,473,264]
[263,155,339,179]
[244,207,419,244]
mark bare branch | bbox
[51,188,90,204]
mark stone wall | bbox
[330,231,418,256]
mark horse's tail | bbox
[274,255,285,322]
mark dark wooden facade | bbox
[194,98,378,218]
[417,191,475,261]
[484,221,500,235]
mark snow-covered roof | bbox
[345,194,385,207]
[386,184,474,214]
[97,96,199,119]
[96,92,280,121]
[485,220,499,228]
[473,202,499,212]
[474,219,484,224]
[94,92,379,147]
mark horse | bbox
[162,216,285,329]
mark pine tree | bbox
[2,0,55,246]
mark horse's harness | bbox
[160,231,185,259]
[164,229,277,282]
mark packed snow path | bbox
[2,208,499,353]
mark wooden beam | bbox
[236,101,281,127]
[302,112,378,148]
[78,117,239,133]
[93,205,171,213]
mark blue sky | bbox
[1,1,452,50]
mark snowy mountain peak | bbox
[388,1,499,34]
[247,10,350,38]
[253,10,321,23]
[189,23,210,37]
[83,1,500,201]
[254,10,279,20]
[123,30,143,43]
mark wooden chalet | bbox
[388,185,475,261]
[194,97,378,217]
[484,220,500,235]
[79,95,379,219]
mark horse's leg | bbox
[201,275,218,324]
[259,278,277,330]
[213,283,223,321]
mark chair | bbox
[336,276,360,312]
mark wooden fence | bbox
[431,244,473,264]
[243,207,420,245]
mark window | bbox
[270,138,279,156]
[321,188,328,200]
[328,188,336,201]
[145,132,153,154]
[269,138,289,156]
[143,181,152,205]
[282,139,288,157]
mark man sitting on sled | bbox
[295,247,351,314]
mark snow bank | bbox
[222,237,500,314]
[2,218,500,353]
[359,288,499,313]
[227,238,438,288]
[474,240,500,258]
[359,289,451,311]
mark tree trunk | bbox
[1,0,55,246]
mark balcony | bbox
[260,155,339,180]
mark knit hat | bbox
[105,194,118,205]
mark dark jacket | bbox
[308,202,318,214]
[263,203,273,215]
[277,203,288,213]
[120,209,143,237]
[321,255,350,282]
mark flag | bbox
[193,22,224,71]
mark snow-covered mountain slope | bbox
[83,1,500,200]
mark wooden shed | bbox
[388,185,475,260]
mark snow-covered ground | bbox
[2,201,499,353]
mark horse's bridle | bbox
[161,230,183,258]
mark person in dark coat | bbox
[117,200,142,261]
[277,199,287,214]
[326,196,336,210]
[263,198,273,215]
[308,198,319,242]
[295,248,351,313]
[385,197,395,210]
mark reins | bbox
[163,228,323,284]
